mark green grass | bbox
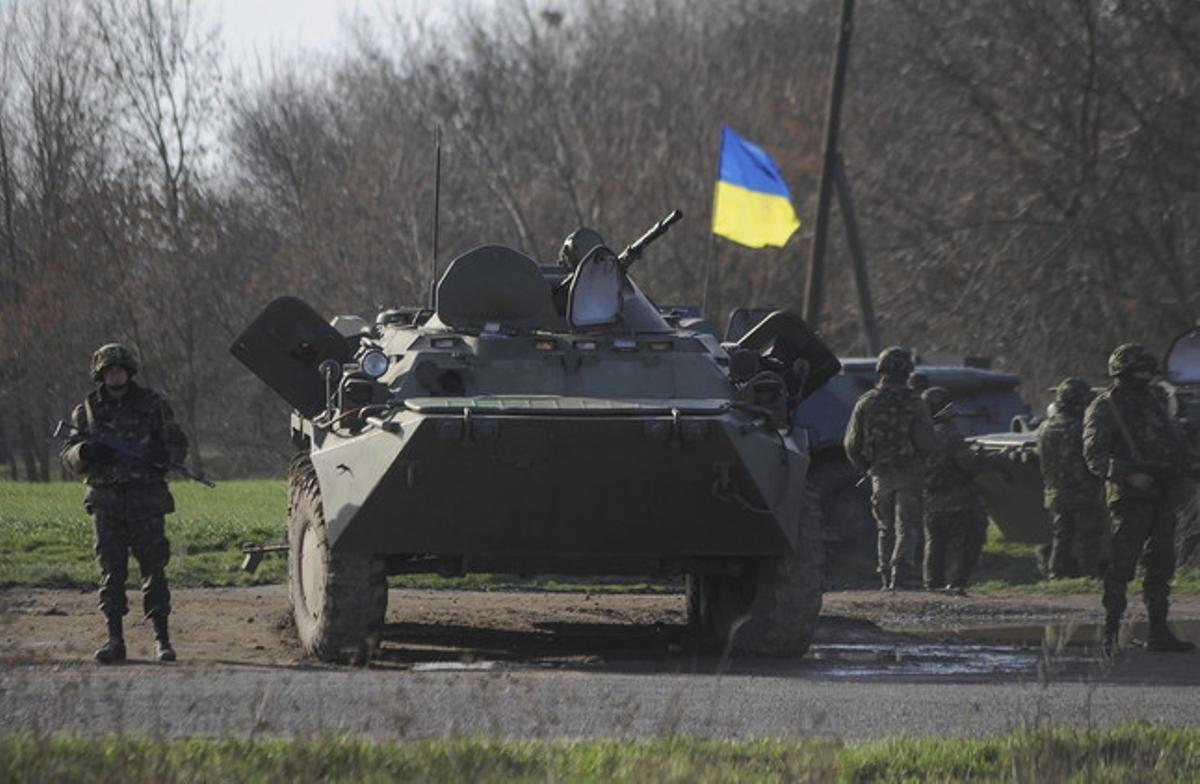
[2,482,1196,593]
[975,523,1200,594]
[2,724,1198,782]
[0,481,679,591]
[0,480,289,588]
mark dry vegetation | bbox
[0,0,1197,479]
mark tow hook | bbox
[240,542,289,573]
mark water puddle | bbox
[808,642,1040,678]
[940,620,1200,650]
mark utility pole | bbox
[834,154,881,354]
[803,0,856,330]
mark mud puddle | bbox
[807,641,1043,678]
[937,620,1200,650]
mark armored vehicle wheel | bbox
[810,459,877,588]
[688,489,824,655]
[288,456,387,664]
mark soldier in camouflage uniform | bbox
[1037,378,1107,580]
[1084,343,1197,655]
[919,386,999,594]
[845,347,937,589]
[60,344,188,663]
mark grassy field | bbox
[1,723,1198,782]
[2,480,1196,592]
[0,481,673,591]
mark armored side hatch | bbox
[230,296,351,417]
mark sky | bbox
[213,0,483,65]
[215,0,385,62]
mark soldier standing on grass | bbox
[919,386,1001,595]
[1037,378,1108,580]
[845,346,937,590]
[1084,343,1198,655]
[60,344,188,664]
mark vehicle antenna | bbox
[429,125,443,309]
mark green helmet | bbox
[1107,343,1157,378]
[1054,377,1092,407]
[906,371,930,392]
[921,385,953,414]
[92,343,140,382]
[876,346,914,377]
[559,227,607,270]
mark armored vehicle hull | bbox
[234,238,838,662]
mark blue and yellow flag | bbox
[712,126,801,249]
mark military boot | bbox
[1102,613,1121,658]
[151,615,176,662]
[94,615,126,664]
[1146,604,1195,653]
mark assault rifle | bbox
[931,402,957,424]
[52,420,216,488]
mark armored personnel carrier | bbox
[231,216,840,662]
[1164,327,1200,570]
[725,308,1032,583]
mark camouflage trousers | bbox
[871,475,923,582]
[924,506,988,590]
[94,513,171,620]
[1102,497,1175,621]
[1048,503,1109,579]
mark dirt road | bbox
[2,586,1199,740]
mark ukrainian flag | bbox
[712,126,801,249]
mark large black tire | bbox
[689,488,824,656]
[288,456,387,664]
[810,457,878,588]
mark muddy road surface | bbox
[2,586,1199,740]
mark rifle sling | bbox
[1104,396,1144,463]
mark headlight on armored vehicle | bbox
[360,350,390,379]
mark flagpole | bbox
[701,233,717,318]
[803,0,856,330]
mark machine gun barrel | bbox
[618,210,682,270]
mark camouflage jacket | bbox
[61,381,188,516]
[922,420,992,515]
[1083,381,1189,504]
[844,379,936,476]
[1037,408,1104,511]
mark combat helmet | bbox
[921,385,953,415]
[1054,377,1092,408]
[558,227,607,271]
[876,346,914,378]
[1107,343,1157,378]
[92,343,140,382]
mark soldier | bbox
[920,386,999,594]
[1037,378,1107,580]
[60,344,188,663]
[906,370,931,394]
[1084,343,1198,655]
[845,346,937,589]
[552,227,607,314]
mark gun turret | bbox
[619,210,682,271]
